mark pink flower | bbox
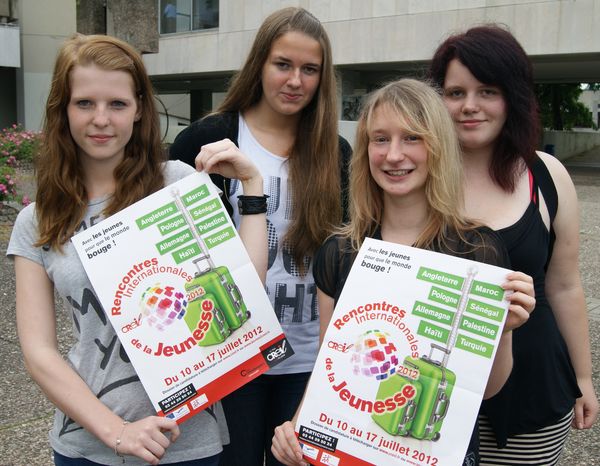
[22,195,31,206]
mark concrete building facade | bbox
[144,0,600,142]
[3,0,600,149]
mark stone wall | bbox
[77,0,158,53]
[542,130,600,160]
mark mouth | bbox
[385,169,413,176]
[459,120,484,127]
[89,135,113,142]
[281,92,302,101]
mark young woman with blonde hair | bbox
[170,7,351,466]
[8,33,265,465]
[271,78,535,466]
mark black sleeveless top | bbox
[481,157,582,446]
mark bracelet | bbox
[114,420,130,463]
[237,195,269,215]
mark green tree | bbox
[535,83,596,130]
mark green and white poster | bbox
[72,171,292,424]
[296,237,511,466]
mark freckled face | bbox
[67,64,140,170]
[442,59,507,154]
[368,105,429,200]
[259,31,323,117]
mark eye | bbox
[75,99,92,108]
[403,134,421,143]
[444,88,464,99]
[481,88,501,97]
[275,61,291,70]
[111,100,128,108]
[370,135,389,144]
[302,65,320,75]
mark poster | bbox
[72,171,292,424]
[296,237,511,466]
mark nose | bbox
[461,92,480,114]
[386,139,406,163]
[287,68,301,88]
[92,105,110,127]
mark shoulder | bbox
[314,234,353,298]
[187,112,239,140]
[7,203,42,262]
[315,234,344,263]
[169,112,239,164]
[535,151,579,228]
[453,226,510,268]
[314,234,356,274]
[468,225,503,244]
[12,202,37,231]
[535,151,576,196]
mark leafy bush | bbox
[0,124,41,206]
[1,124,42,164]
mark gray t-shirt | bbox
[7,161,228,465]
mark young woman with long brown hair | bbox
[170,7,351,466]
[8,33,265,465]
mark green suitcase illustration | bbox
[405,344,456,441]
[172,188,250,332]
[402,266,477,441]
[372,373,421,435]
[185,265,250,330]
[184,293,231,346]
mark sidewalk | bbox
[1,154,599,465]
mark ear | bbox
[134,97,142,122]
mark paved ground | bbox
[0,150,599,465]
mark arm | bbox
[15,256,179,465]
[538,152,598,429]
[318,288,336,345]
[195,138,267,283]
[271,288,334,466]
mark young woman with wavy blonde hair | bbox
[271,79,536,466]
[343,78,470,252]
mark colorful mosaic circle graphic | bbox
[351,330,399,380]
[140,284,188,331]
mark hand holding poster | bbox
[295,237,512,466]
[72,171,291,424]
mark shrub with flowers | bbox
[0,124,42,207]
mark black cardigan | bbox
[168,111,352,220]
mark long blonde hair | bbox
[36,34,165,250]
[218,7,341,272]
[342,79,476,251]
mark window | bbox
[160,0,219,34]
